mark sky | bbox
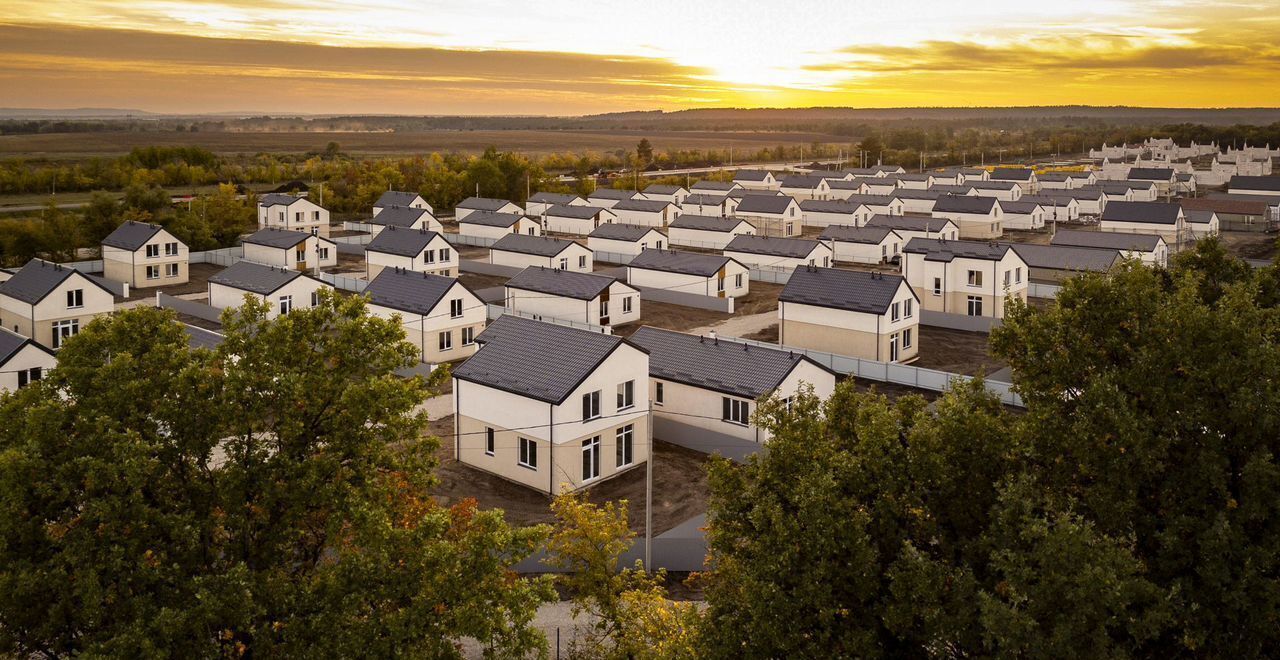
[3,0,1279,115]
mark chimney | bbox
[710,330,718,344]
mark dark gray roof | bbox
[372,205,433,228]
[613,199,673,212]
[724,235,822,259]
[460,211,525,228]
[1050,229,1163,251]
[545,204,605,219]
[643,184,685,195]
[529,192,581,205]
[209,260,308,295]
[800,199,862,214]
[1127,167,1175,181]
[1022,194,1081,207]
[891,188,945,201]
[733,195,796,215]
[818,225,895,244]
[458,196,518,211]
[966,180,1020,191]
[490,234,578,257]
[363,268,462,316]
[630,326,829,399]
[989,168,1034,181]
[1007,243,1121,272]
[1036,172,1071,182]
[101,221,164,251]
[902,238,1011,262]
[506,266,626,300]
[1185,209,1217,224]
[588,188,638,201]
[258,193,303,207]
[826,179,865,190]
[181,324,225,351]
[690,181,738,191]
[0,259,114,304]
[779,175,828,189]
[850,176,899,187]
[374,190,424,208]
[366,227,445,257]
[588,223,661,242]
[669,214,751,232]
[0,327,52,365]
[999,200,1044,214]
[733,170,773,181]
[1230,175,1280,192]
[1033,188,1103,201]
[1099,180,1157,193]
[843,194,900,207]
[865,214,955,232]
[928,184,973,194]
[727,189,786,199]
[683,193,729,206]
[890,173,935,182]
[780,266,908,314]
[932,194,998,214]
[243,227,310,249]
[454,314,640,404]
[1101,201,1182,225]
[628,249,735,277]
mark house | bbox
[1050,229,1168,267]
[681,193,739,217]
[207,261,331,319]
[368,206,443,234]
[1049,187,1109,216]
[1126,167,1178,197]
[733,170,779,190]
[587,223,666,258]
[452,315,651,493]
[1021,194,1081,223]
[525,192,587,216]
[0,259,116,349]
[100,220,188,288]
[998,200,1047,231]
[843,194,906,217]
[543,205,618,236]
[851,176,901,195]
[900,239,1029,319]
[1033,172,1073,189]
[689,180,742,194]
[667,214,755,249]
[1185,209,1220,238]
[458,211,542,241]
[778,266,919,363]
[504,267,640,329]
[966,180,1023,201]
[629,326,836,444]
[988,168,1037,193]
[843,165,905,177]
[1110,181,1159,202]
[822,179,865,200]
[0,326,57,392]
[258,193,330,237]
[639,184,689,206]
[723,235,833,270]
[931,194,1004,239]
[928,184,974,195]
[819,225,902,264]
[365,227,456,279]
[626,249,750,298]
[779,176,833,200]
[363,268,485,365]
[800,199,875,228]
[1181,194,1280,232]
[1228,175,1280,196]
[731,195,802,237]
[1099,201,1185,245]
[865,214,959,242]
[1007,243,1122,284]
[611,199,680,227]
[890,188,944,214]
[884,173,935,190]
[455,197,523,221]
[1090,182,1134,203]
[373,190,433,216]
[489,234,593,272]
[586,188,639,209]
[241,228,338,271]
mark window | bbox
[735,273,743,288]
[932,277,942,296]
[295,247,306,263]
[66,289,83,309]
[967,295,983,317]
[578,255,587,269]
[278,211,285,222]
[423,249,436,264]
[889,332,899,361]
[51,319,78,349]
[146,265,160,280]
[622,296,632,313]
[518,437,537,468]
[311,291,320,307]
[599,298,609,319]
[891,302,900,322]
[438,330,453,351]
[882,245,888,259]
[785,222,794,235]
[1003,270,1011,287]
[655,381,664,406]
[582,390,601,421]
[904,298,914,318]
[616,425,634,467]
[1015,267,1023,284]
[967,270,983,287]
[279,295,293,315]
[17,367,41,388]
[558,257,568,270]
[295,212,303,223]
[722,397,750,426]
[582,436,601,481]
[440,248,451,262]
[617,380,635,410]
[165,242,179,256]
[462,327,475,345]
[717,276,725,293]
[318,247,329,260]
[823,256,831,267]
[902,327,913,349]
[450,298,463,318]
[655,240,664,250]
[165,263,179,277]
[485,427,495,456]
[145,244,160,258]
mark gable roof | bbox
[690,180,738,192]
[545,204,606,219]
[490,234,579,257]
[459,211,525,228]
[891,188,946,201]
[371,205,433,228]
[1229,175,1280,192]
[588,223,662,242]
[613,198,674,213]
[780,266,909,314]
[528,192,582,205]
[363,267,464,316]
[630,325,831,399]
[902,238,1011,262]
[588,188,638,201]
[457,196,518,211]
[0,326,54,365]
[454,314,643,404]
[865,214,956,232]
[374,190,425,208]
[733,170,773,181]
[0,259,115,305]
[506,266,629,301]
[209,260,311,295]
[258,193,304,207]
[243,227,311,249]
[1050,229,1163,252]
[850,176,899,187]
[818,225,895,244]
[1007,243,1121,272]
[101,221,165,251]
[1184,209,1218,225]
[779,175,828,190]
[1127,167,1176,181]
[800,199,864,215]
[724,235,822,259]
[826,179,865,190]
[933,194,999,214]
[669,214,752,233]
[733,195,796,215]
[966,180,1020,191]
[643,184,686,196]
[365,227,446,257]
[1101,201,1182,225]
[989,168,1034,181]
[683,193,729,206]
[628,249,736,277]
[843,194,901,207]
[999,200,1044,214]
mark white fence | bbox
[320,272,368,293]
[920,310,1001,333]
[460,259,523,278]
[592,250,636,265]
[633,285,735,313]
[62,259,104,273]
[190,247,242,267]
[485,305,612,334]
[331,233,374,246]
[1028,282,1063,299]
[749,266,793,284]
[448,232,499,247]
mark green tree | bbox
[636,139,654,167]
[0,296,554,658]
[81,191,123,251]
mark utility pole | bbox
[645,407,653,570]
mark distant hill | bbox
[0,107,158,119]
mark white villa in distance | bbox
[819,225,903,264]
[525,192,588,216]
[364,227,456,279]
[626,249,750,299]
[241,228,338,272]
[0,259,116,350]
[587,223,667,257]
[0,327,57,392]
[367,206,443,235]
[723,235,833,270]
[258,193,330,237]
[612,199,680,227]
[458,211,542,241]
[667,214,756,249]
[455,196,523,221]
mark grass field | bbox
[0,129,854,160]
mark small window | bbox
[1003,270,1011,287]
[450,299,463,318]
[616,425,634,467]
[932,278,942,296]
[278,295,293,315]
[145,244,160,258]
[485,427,495,456]
[440,248,451,262]
[600,298,609,318]
[438,330,453,351]
[622,296,632,313]
[967,270,983,287]
[310,291,319,307]
[558,258,568,270]
[717,276,726,293]
[462,327,475,345]
[578,255,587,268]
[655,381,664,405]
[165,242,179,256]
[904,298,913,318]
[165,263,179,277]
[295,247,306,263]
[582,390,601,421]
[313,210,320,220]
[66,289,83,309]
[891,302,900,322]
[1015,267,1023,284]
[146,265,160,280]
[582,436,601,481]
[902,327,913,349]
[735,273,743,288]
[722,397,750,426]
[518,437,537,468]
[17,367,41,388]
[617,380,634,410]
[318,247,330,260]
[424,250,436,264]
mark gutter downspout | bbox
[453,383,460,461]
[548,404,555,495]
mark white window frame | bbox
[66,289,83,309]
[582,390,601,421]
[967,295,983,317]
[145,244,160,258]
[485,427,495,456]
[616,425,634,468]
[891,302,900,322]
[450,298,463,318]
[967,270,983,287]
[582,436,601,481]
[932,278,942,296]
[518,437,537,469]
[52,319,79,349]
[461,326,475,346]
[165,242,179,256]
[146,265,160,280]
[904,298,914,318]
[617,380,634,411]
[278,295,293,315]
[165,263,179,277]
[622,296,632,314]
[655,381,664,406]
[438,330,453,351]
[722,397,750,426]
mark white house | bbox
[207,260,331,320]
[1099,201,1185,245]
[0,259,117,349]
[931,194,1004,239]
[456,197,523,221]
[1021,194,1081,223]
[723,235,833,270]
[241,228,338,271]
[851,177,901,195]
[365,227,456,279]
[824,179,867,200]
[843,194,905,217]
[965,180,1023,201]
[800,199,875,228]
[101,221,188,288]
[819,225,903,264]
[689,180,742,194]
[363,268,484,365]
[258,193,330,237]
[779,176,832,201]
[611,199,680,227]
[458,211,542,241]
[489,234,593,272]
[1127,167,1178,197]
[1110,181,1159,202]
[1050,229,1168,267]
[865,214,959,242]
[998,200,1047,231]
[681,193,739,217]
[587,223,666,258]
[731,195,802,237]
[629,326,837,444]
[368,206,442,234]
[525,192,588,216]
[1228,175,1280,196]
[1052,187,1109,216]
[543,205,617,236]
[586,188,639,209]
[900,238,1029,319]
[989,168,1037,193]
[0,327,57,392]
[505,267,640,329]
[639,184,689,206]
[733,170,779,190]
[778,266,919,363]
[626,249,750,298]
[452,315,651,493]
[891,189,944,215]
[885,173,935,190]
[1185,209,1220,238]
[373,190,433,216]
[667,214,756,249]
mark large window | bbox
[903,327,913,349]
[146,265,160,280]
[967,270,983,287]
[66,289,83,309]
[17,367,42,388]
[891,302,900,322]
[52,319,79,349]
[722,397,750,426]
[518,437,537,469]
[461,327,475,346]
[440,248,451,262]
[578,255,587,269]
[438,330,453,351]
[165,242,179,256]
[450,298,463,318]
[967,295,984,317]
[165,263,179,277]
[904,298,914,318]
[145,244,160,258]
[582,390,601,421]
[617,380,634,410]
[558,257,568,270]
[278,295,293,315]
[424,250,437,264]
[616,425,634,467]
[582,436,601,481]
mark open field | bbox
[0,129,853,161]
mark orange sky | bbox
[3,1,1279,115]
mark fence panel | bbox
[448,232,499,248]
[486,306,612,334]
[591,250,636,265]
[633,285,734,313]
[62,259,104,273]
[190,247,243,266]
[653,416,763,463]
[331,233,373,246]
[459,259,523,278]
[156,292,223,323]
[919,310,1001,333]
[1028,282,1063,299]
[319,272,367,293]
[334,242,366,255]
[748,267,793,284]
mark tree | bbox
[0,295,555,658]
[81,191,122,251]
[635,139,654,167]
